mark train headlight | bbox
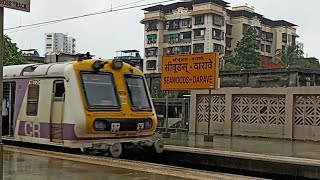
[112,59,123,70]
[92,60,106,71]
[93,120,107,131]
[144,119,153,129]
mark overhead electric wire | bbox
[5,0,148,34]
[5,0,178,34]
[5,0,149,32]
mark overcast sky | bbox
[3,0,320,59]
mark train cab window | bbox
[54,80,65,99]
[124,74,151,111]
[27,84,40,116]
[80,72,120,110]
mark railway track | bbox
[3,144,263,180]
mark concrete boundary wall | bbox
[190,87,320,141]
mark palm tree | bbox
[273,42,306,68]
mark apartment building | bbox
[45,33,76,54]
[141,0,298,73]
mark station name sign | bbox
[0,0,30,12]
[161,53,219,90]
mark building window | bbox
[292,35,296,45]
[282,45,286,50]
[194,28,205,39]
[180,31,192,43]
[225,50,232,56]
[282,33,287,43]
[214,43,224,54]
[266,32,273,42]
[194,15,204,25]
[193,43,204,53]
[46,44,52,48]
[261,31,266,40]
[254,26,261,37]
[212,28,223,40]
[147,34,157,44]
[213,14,224,26]
[226,37,232,48]
[27,84,40,116]
[166,47,180,55]
[261,44,265,52]
[146,21,157,31]
[165,34,179,44]
[226,24,232,36]
[266,45,271,53]
[180,46,191,54]
[181,18,192,27]
[145,48,157,57]
[242,23,251,34]
[168,19,180,30]
[146,60,157,70]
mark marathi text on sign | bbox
[0,0,30,12]
[161,53,219,90]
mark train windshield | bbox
[80,72,119,109]
[124,74,151,111]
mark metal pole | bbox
[207,90,212,136]
[165,91,169,133]
[0,7,4,180]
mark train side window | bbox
[26,84,39,116]
[54,81,65,100]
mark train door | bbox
[50,80,65,143]
[2,82,16,137]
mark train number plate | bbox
[111,123,120,133]
[137,123,144,131]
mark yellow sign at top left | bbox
[0,0,30,12]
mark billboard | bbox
[161,53,219,90]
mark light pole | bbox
[0,7,4,180]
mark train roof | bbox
[3,62,74,78]
[3,59,127,79]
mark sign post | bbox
[162,90,170,138]
[160,53,219,140]
[0,1,30,179]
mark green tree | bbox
[221,55,240,70]
[305,57,320,70]
[273,42,306,68]
[233,26,260,69]
[4,35,27,66]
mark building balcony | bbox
[147,39,157,44]
[193,49,204,54]
[194,35,205,41]
[144,11,165,19]
[193,23,205,29]
[146,27,158,32]
[180,38,192,44]
[213,36,223,41]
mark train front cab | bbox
[74,59,164,157]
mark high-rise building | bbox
[45,33,76,54]
[141,0,298,73]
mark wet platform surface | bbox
[153,132,320,160]
[4,151,184,180]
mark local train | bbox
[1,58,163,157]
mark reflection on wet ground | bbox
[153,132,320,160]
[4,151,185,180]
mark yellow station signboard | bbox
[161,53,219,90]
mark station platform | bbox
[153,132,320,160]
[152,132,320,179]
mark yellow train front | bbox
[71,59,163,157]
